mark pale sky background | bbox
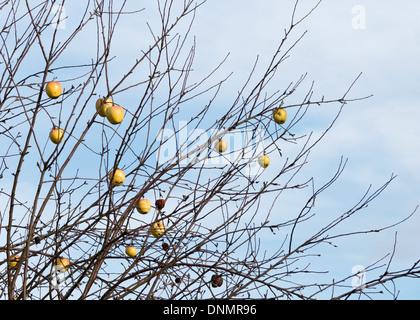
[186,0,420,299]
[86,0,420,299]
[1,0,419,299]
[190,0,420,298]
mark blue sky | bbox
[91,0,420,298]
[1,0,419,299]
[190,0,420,298]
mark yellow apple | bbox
[136,199,151,214]
[49,128,64,144]
[96,97,113,117]
[258,155,270,168]
[9,255,20,269]
[273,108,287,124]
[56,257,70,273]
[215,139,228,153]
[106,105,124,124]
[45,81,62,99]
[125,246,137,257]
[109,168,125,186]
[150,221,165,238]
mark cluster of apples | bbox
[125,221,166,258]
[124,199,166,258]
[215,107,287,169]
[107,169,167,257]
[124,108,289,259]
[95,96,125,125]
[44,81,288,263]
[136,199,166,237]
[45,81,125,144]
[44,81,166,260]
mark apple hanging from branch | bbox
[49,128,64,144]
[150,221,165,238]
[155,199,165,210]
[258,155,270,168]
[214,139,228,153]
[45,81,62,99]
[55,257,70,273]
[273,108,287,124]
[9,255,20,269]
[96,97,113,117]
[136,199,151,214]
[106,105,125,124]
[125,246,137,258]
[109,169,125,187]
[211,274,223,288]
